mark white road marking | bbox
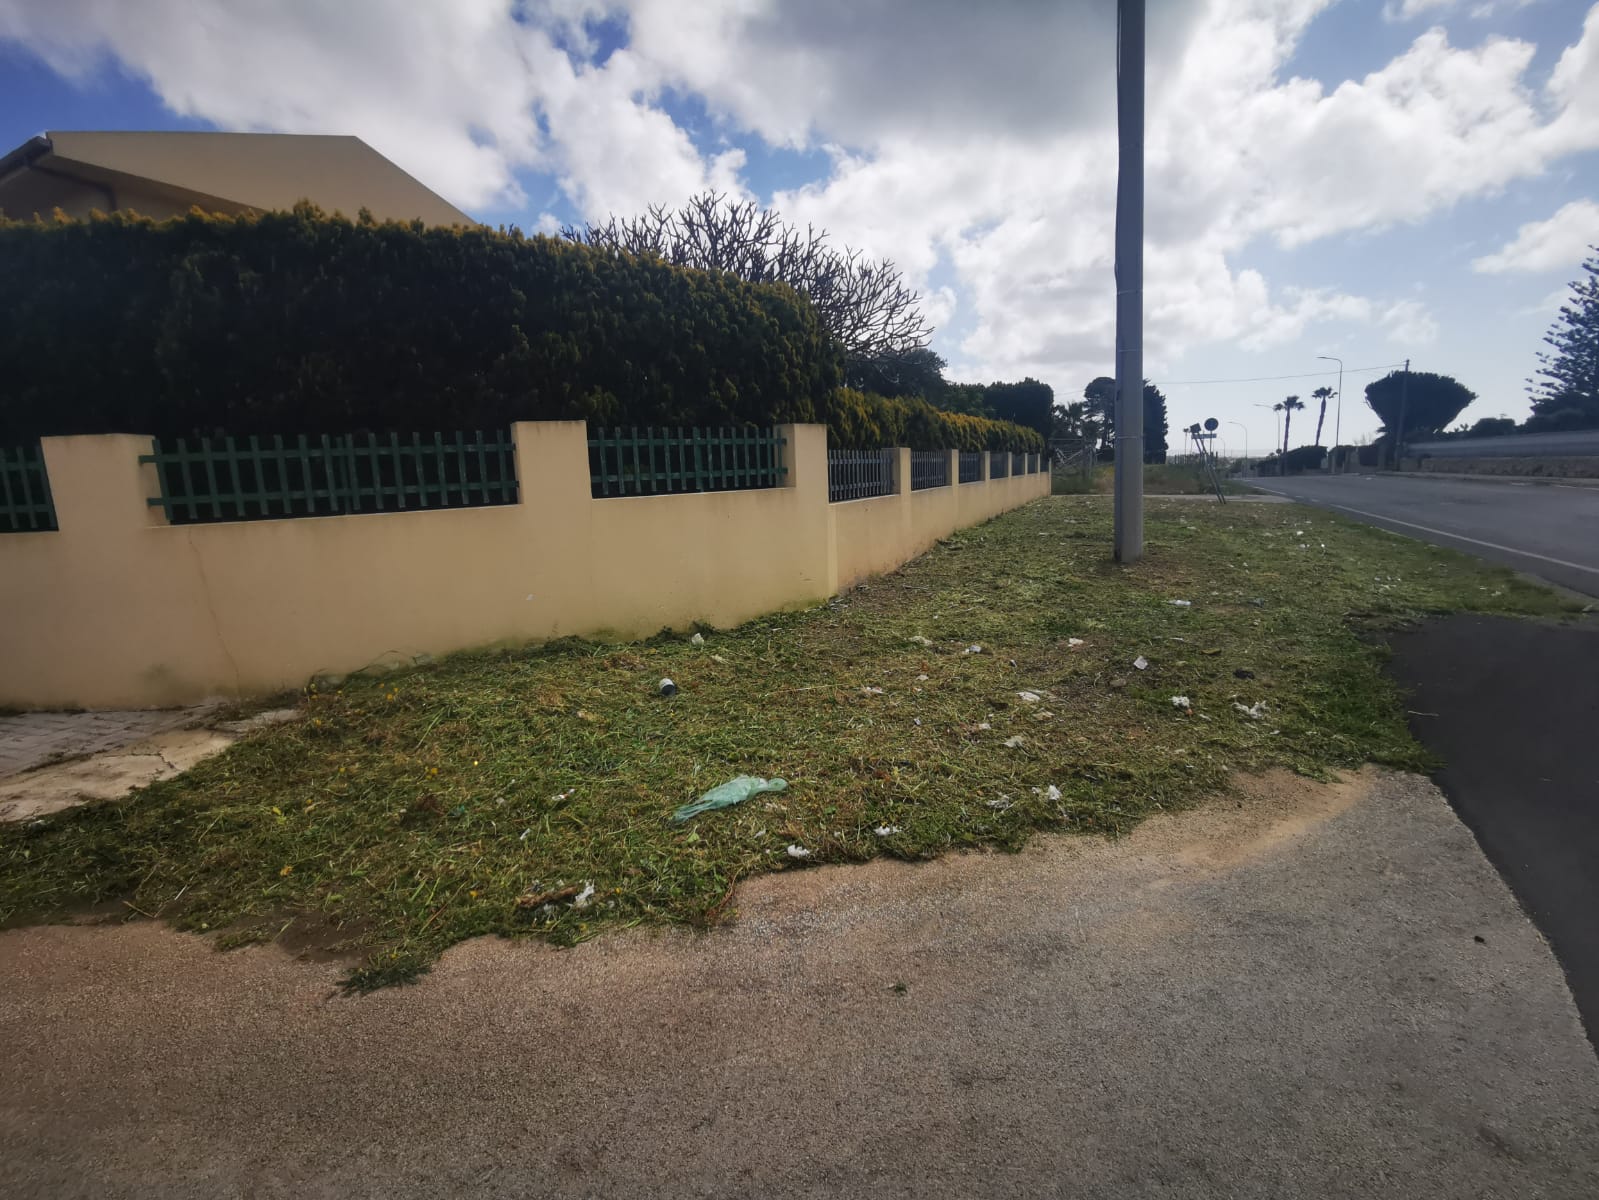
[1253,488,1599,578]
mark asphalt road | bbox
[4,770,1597,1198]
[1387,614,1599,1047]
[1253,474,1599,597]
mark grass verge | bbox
[1054,463,1248,496]
[0,496,1573,987]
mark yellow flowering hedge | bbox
[820,388,1044,452]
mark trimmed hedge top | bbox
[0,205,839,440]
[823,388,1044,453]
[0,206,1042,454]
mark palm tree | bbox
[1311,386,1334,447]
[1280,395,1305,453]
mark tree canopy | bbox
[1364,370,1476,439]
[1081,376,1167,461]
[984,378,1055,440]
[562,191,929,382]
[1526,246,1599,431]
[1464,416,1517,439]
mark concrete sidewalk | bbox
[3,768,1596,1199]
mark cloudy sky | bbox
[3,0,1596,453]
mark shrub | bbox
[821,388,1043,453]
[1280,445,1326,473]
[0,206,841,440]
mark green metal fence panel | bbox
[909,450,949,491]
[139,429,519,525]
[588,426,786,497]
[0,442,58,533]
[958,451,983,483]
[828,448,895,502]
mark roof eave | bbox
[0,135,54,186]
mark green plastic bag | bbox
[671,775,787,822]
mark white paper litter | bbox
[1170,695,1192,709]
[1169,599,1192,607]
[1067,638,1085,647]
[786,845,812,859]
[874,825,903,837]
[1003,735,1026,748]
[1017,691,1041,703]
[572,882,596,908]
[1233,700,1268,720]
[690,632,705,645]
[963,644,984,655]
[1133,656,1149,671]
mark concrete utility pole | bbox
[1395,358,1411,470]
[1113,0,1145,563]
[1317,355,1343,471]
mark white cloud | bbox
[1543,4,1599,156]
[1383,0,1456,21]
[618,0,1204,151]
[1381,299,1441,345]
[0,0,738,216]
[1472,199,1599,272]
[748,0,1599,385]
[0,0,547,209]
[1383,0,1533,21]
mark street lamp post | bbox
[1316,355,1343,472]
[1253,404,1280,459]
[1228,420,1248,472]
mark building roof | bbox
[0,130,474,226]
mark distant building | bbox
[0,130,473,226]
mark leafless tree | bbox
[563,192,931,370]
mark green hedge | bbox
[822,388,1043,453]
[0,206,841,440]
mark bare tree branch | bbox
[563,192,931,370]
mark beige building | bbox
[0,130,473,226]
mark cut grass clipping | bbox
[0,496,1571,989]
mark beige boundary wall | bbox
[0,423,1049,710]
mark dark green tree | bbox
[1526,247,1599,431]
[1052,400,1099,446]
[1142,382,1169,463]
[938,382,992,416]
[1082,376,1167,461]
[849,346,949,398]
[1465,416,1517,438]
[984,377,1055,439]
[1364,370,1476,440]
[1084,376,1116,453]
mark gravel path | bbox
[2,768,1596,1199]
